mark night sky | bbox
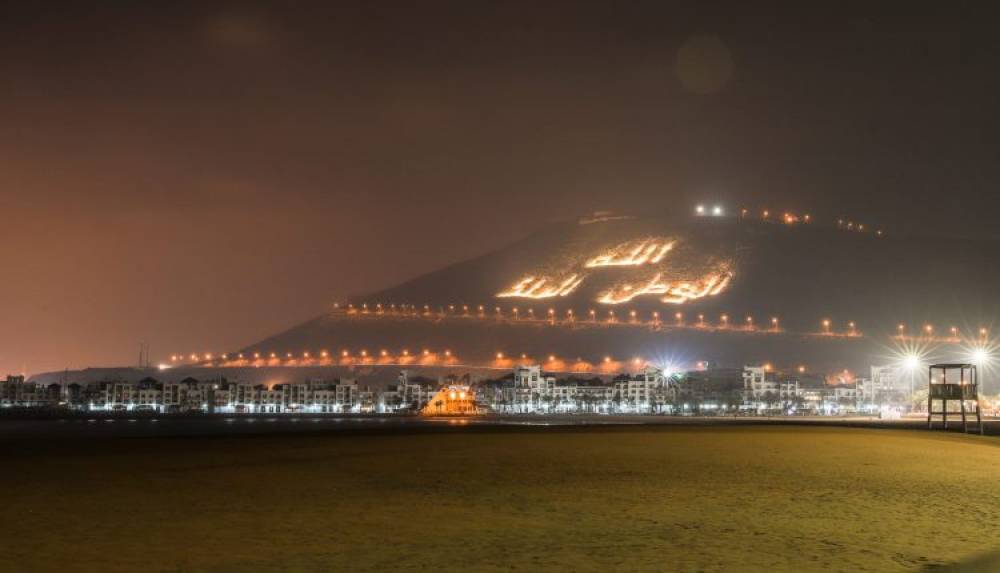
[2,1,999,375]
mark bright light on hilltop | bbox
[695,204,724,217]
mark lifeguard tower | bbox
[927,363,983,435]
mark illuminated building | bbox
[420,385,478,415]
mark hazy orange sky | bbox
[3,1,999,375]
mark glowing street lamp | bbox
[771,317,779,331]
[695,205,706,215]
[745,316,753,329]
[924,324,934,337]
[971,348,989,366]
[720,314,729,328]
[698,314,705,327]
[848,321,856,336]
[821,319,831,334]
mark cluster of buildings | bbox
[0,374,382,414]
[0,364,921,416]
[740,365,912,414]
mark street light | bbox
[971,348,989,366]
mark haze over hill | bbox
[239,212,999,378]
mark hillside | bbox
[240,213,999,375]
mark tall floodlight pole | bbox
[904,355,920,414]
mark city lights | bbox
[971,347,990,365]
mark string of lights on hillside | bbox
[325,303,989,343]
[164,339,995,385]
[704,204,885,236]
[330,302,858,336]
[165,303,991,374]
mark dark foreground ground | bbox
[1,422,998,572]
